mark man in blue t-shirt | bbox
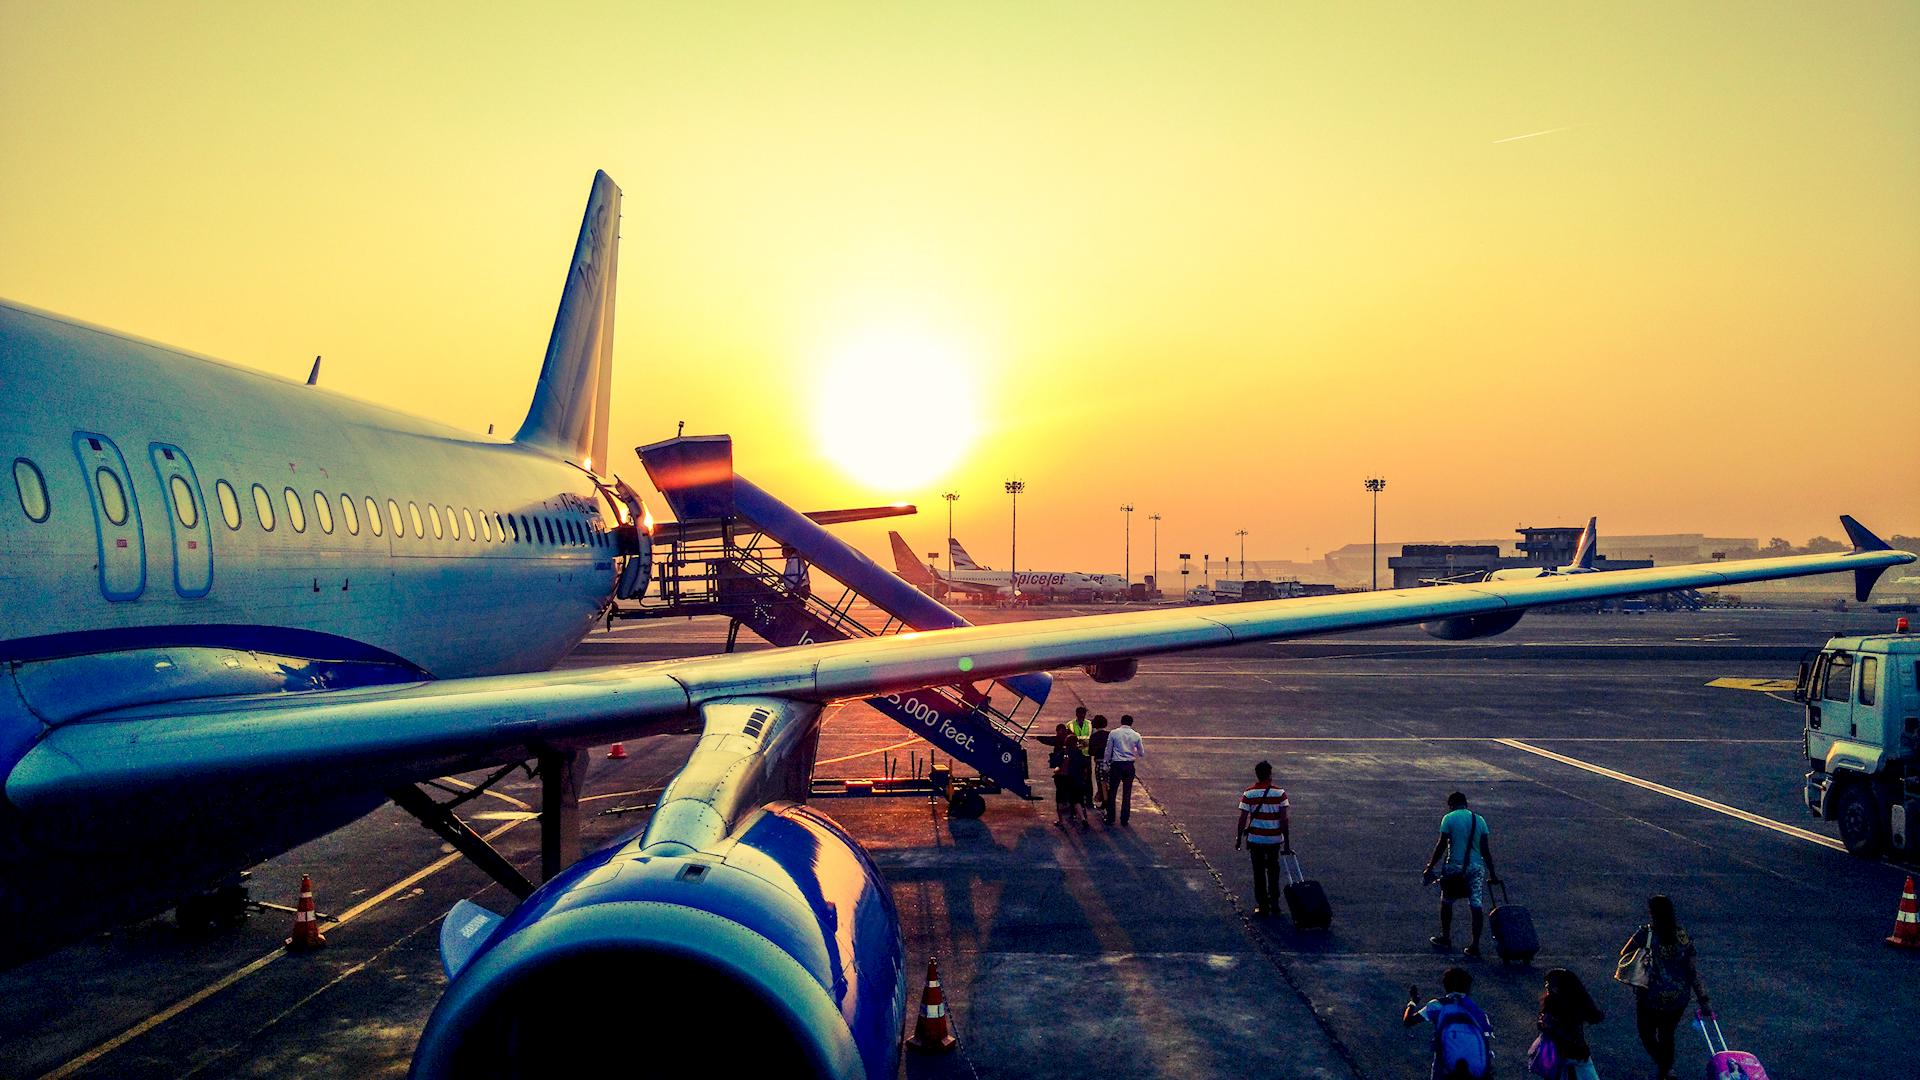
[1420,791,1500,957]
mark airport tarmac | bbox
[3,606,1913,1078]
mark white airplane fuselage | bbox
[0,300,621,946]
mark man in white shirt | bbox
[1102,714,1144,825]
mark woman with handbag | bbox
[1532,967,1604,1079]
[1613,895,1712,1080]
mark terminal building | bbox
[1387,525,1653,589]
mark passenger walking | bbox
[1103,714,1143,825]
[1401,966,1493,1080]
[1067,707,1094,809]
[1534,967,1604,1080]
[1088,715,1112,809]
[1613,895,1711,1080]
[1420,792,1500,957]
[1047,723,1084,830]
[1235,760,1291,916]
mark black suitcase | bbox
[1488,880,1538,965]
[1281,852,1332,929]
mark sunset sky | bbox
[3,4,1915,574]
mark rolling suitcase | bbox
[1281,851,1332,929]
[1697,1013,1768,1080]
[1488,880,1538,965]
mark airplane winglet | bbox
[1841,515,1895,601]
[1841,515,1891,552]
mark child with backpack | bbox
[1402,967,1494,1080]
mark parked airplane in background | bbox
[887,532,1131,601]
[1,171,1909,1080]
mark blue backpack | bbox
[1432,994,1491,1079]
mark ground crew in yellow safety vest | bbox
[1068,707,1094,809]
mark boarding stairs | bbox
[626,436,1048,799]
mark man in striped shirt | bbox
[1236,761,1291,916]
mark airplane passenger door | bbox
[72,432,146,601]
[149,443,213,598]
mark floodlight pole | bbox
[1005,480,1024,601]
[1120,504,1134,586]
[1365,476,1387,591]
[941,491,959,568]
[1236,529,1248,580]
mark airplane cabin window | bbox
[481,512,493,542]
[341,493,360,535]
[447,505,461,541]
[216,480,242,529]
[428,504,444,539]
[366,496,384,537]
[387,499,403,536]
[312,490,333,534]
[408,501,424,538]
[462,507,476,541]
[169,475,199,529]
[494,513,506,542]
[13,459,50,522]
[283,487,307,533]
[253,484,276,531]
[95,467,128,526]
[513,515,525,542]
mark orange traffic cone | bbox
[1887,875,1920,950]
[905,956,957,1053]
[284,874,326,952]
[606,742,629,760]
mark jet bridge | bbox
[627,435,1051,801]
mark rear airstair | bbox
[625,435,1050,800]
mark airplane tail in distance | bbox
[949,538,984,570]
[1570,516,1598,571]
[889,531,936,585]
[515,170,621,470]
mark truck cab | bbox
[1799,624,1920,858]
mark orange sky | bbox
[3,4,1915,573]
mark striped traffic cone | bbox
[1887,875,1920,950]
[284,874,327,952]
[905,956,957,1053]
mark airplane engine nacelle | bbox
[1082,658,1138,683]
[411,802,906,1080]
[1421,610,1525,640]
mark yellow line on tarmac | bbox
[39,818,527,1080]
[1494,739,1845,852]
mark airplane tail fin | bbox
[514,171,621,470]
[889,531,936,585]
[1570,516,1598,571]
[949,538,984,570]
[1841,515,1896,601]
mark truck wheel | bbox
[1834,781,1886,858]
[949,790,987,819]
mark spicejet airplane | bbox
[0,172,1910,1080]
[888,531,1131,601]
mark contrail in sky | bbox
[1492,126,1577,144]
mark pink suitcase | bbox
[1697,1014,1768,1080]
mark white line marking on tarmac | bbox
[39,818,528,1080]
[1147,736,1795,743]
[1493,739,1845,852]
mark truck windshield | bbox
[1822,653,1854,702]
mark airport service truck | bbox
[1799,622,1920,859]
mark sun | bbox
[815,326,980,492]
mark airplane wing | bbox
[9,539,1909,811]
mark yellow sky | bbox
[3,3,1916,573]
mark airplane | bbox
[888,531,1131,601]
[1,170,1911,1080]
